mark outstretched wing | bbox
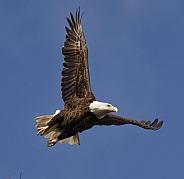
[61,8,95,102]
[96,114,163,130]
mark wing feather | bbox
[96,114,163,130]
[61,81,75,91]
[64,56,78,63]
[63,62,79,68]
[62,74,76,81]
[61,8,95,102]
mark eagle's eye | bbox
[107,104,111,107]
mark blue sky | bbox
[1,0,184,178]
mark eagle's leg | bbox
[47,138,58,147]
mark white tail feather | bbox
[35,110,80,146]
[34,110,60,135]
[35,115,53,128]
[35,115,53,135]
[59,133,80,145]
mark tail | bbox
[34,110,80,146]
[59,133,80,146]
[35,110,60,135]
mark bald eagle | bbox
[35,8,163,147]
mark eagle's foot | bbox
[37,126,49,135]
[47,138,58,147]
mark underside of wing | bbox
[96,114,163,130]
[61,8,95,102]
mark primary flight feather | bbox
[35,8,163,147]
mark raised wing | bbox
[61,8,95,102]
[96,114,163,130]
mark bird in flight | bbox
[35,8,163,147]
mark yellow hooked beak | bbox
[110,106,118,113]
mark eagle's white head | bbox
[89,101,118,119]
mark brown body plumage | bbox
[35,8,163,147]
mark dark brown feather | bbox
[62,74,76,82]
[61,8,95,102]
[96,114,163,131]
